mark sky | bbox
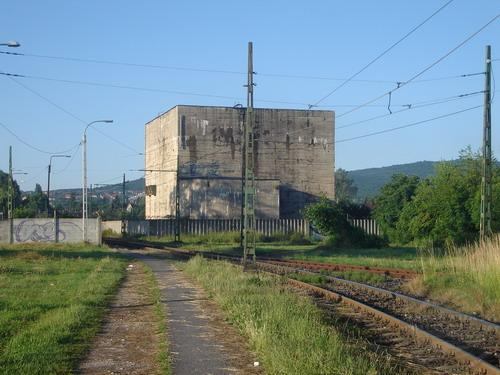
[0,1,498,191]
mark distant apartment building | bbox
[145,105,335,219]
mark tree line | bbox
[305,148,498,248]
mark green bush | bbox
[304,198,385,249]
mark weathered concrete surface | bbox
[145,106,179,219]
[0,218,101,244]
[179,178,279,218]
[145,105,335,219]
[142,256,261,375]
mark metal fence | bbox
[349,218,382,236]
[103,218,381,238]
[104,218,310,237]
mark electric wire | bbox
[2,73,141,154]
[1,70,486,110]
[311,0,455,107]
[53,144,81,175]
[336,90,484,130]
[335,105,481,144]
[0,120,80,154]
[336,14,499,119]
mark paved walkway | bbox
[142,256,261,375]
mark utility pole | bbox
[121,173,126,236]
[8,146,13,244]
[175,170,180,242]
[480,45,492,241]
[238,106,246,248]
[242,41,256,265]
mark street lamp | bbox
[47,154,71,216]
[82,120,113,242]
[0,41,20,48]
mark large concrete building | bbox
[145,105,335,219]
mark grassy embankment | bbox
[146,230,499,320]
[142,231,419,269]
[0,243,126,374]
[406,235,500,322]
[181,256,404,375]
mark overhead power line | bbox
[0,120,80,154]
[0,48,485,86]
[311,0,455,107]
[2,73,141,154]
[336,90,484,130]
[336,105,481,143]
[0,70,485,109]
[336,14,499,119]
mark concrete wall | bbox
[145,105,335,219]
[179,178,279,219]
[0,218,101,245]
[145,106,179,218]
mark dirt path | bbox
[142,256,262,375]
[80,251,262,375]
[78,261,163,375]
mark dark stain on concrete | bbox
[181,115,186,150]
[186,135,197,162]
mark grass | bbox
[142,232,420,270]
[181,256,402,375]
[405,235,500,322]
[142,264,171,374]
[0,243,126,374]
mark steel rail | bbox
[104,237,500,373]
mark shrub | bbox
[304,198,385,249]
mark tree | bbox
[398,150,499,247]
[13,183,48,218]
[397,164,475,246]
[372,174,420,243]
[0,170,21,219]
[304,197,386,248]
[335,168,358,202]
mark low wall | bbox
[0,218,101,245]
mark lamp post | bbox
[82,120,113,242]
[0,41,20,48]
[47,155,70,216]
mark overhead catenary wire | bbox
[336,90,485,130]
[336,14,499,119]
[310,0,455,107]
[335,105,481,144]
[0,70,486,110]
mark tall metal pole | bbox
[121,173,126,236]
[242,42,256,264]
[81,120,113,242]
[175,170,180,242]
[47,162,52,216]
[480,45,492,241]
[8,146,13,244]
[82,132,88,242]
[47,155,70,217]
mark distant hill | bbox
[52,178,144,199]
[349,161,440,200]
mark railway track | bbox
[104,237,500,374]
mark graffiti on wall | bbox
[14,219,82,243]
